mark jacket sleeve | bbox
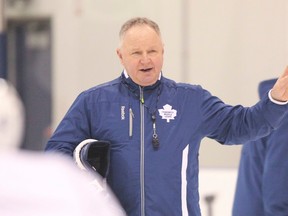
[45,92,92,157]
[200,87,288,145]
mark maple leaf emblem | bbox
[158,104,177,122]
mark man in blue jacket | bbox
[45,17,288,216]
[233,78,288,216]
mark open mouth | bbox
[140,67,153,72]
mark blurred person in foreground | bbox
[233,78,288,216]
[45,17,288,215]
[0,78,125,216]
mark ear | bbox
[116,48,124,64]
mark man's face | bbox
[117,25,164,87]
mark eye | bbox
[148,50,157,55]
[131,51,141,55]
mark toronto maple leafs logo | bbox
[158,104,177,122]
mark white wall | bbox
[199,168,238,216]
[0,1,4,31]
[5,0,288,170]
[189,0,288,168]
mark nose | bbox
[140,53,151,64]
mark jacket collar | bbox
[121,70,162,93]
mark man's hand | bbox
[271,66,288,102]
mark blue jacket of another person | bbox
[46,73,288,216]
[233,78,288,216]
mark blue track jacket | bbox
[46,73,288,216]
[233,79,288,216]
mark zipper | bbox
[129,108,134,138]
[140,87,145,216]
